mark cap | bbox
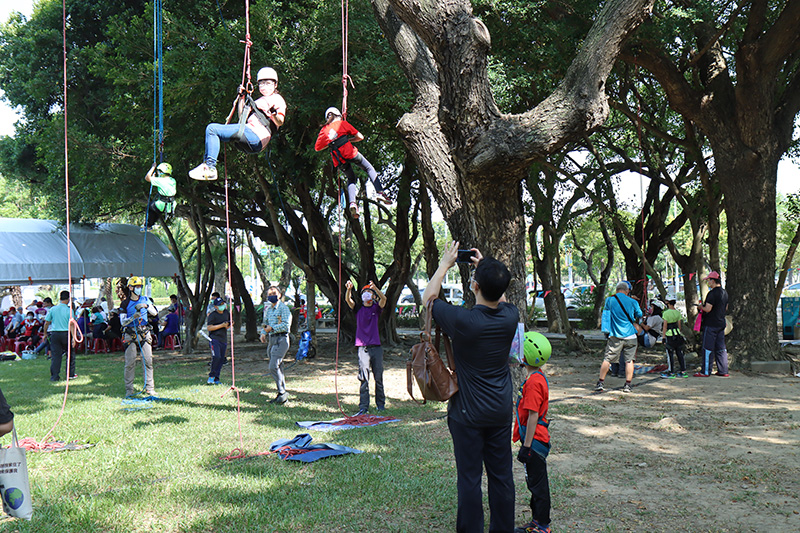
[703,271,721,281]
[651,299,666,310]
[213,297,225,307]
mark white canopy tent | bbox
[0,218,179,285]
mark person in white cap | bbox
[190,67,287,181]
[314,107,391,219]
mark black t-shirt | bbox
[207,310,231,343]
[108,315,122,336]
[702,286,728,329]
[0,387,13,425]
[431,299,518,427]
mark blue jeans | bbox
[209,339,227,379]
[204,123,262,167]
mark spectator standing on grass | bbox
[694,271,729,377]
[44,291,77,381]
[206,297,231,385]
[260,286,291,404]
[422,242,518,533]
[597,281,642,393]
[344,280,387,415]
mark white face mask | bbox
[133,287,142,296]
[361,292,373,303]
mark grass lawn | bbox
[2,335,799,532]
[0,343,457,532]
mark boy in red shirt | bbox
[314,107,390,219]
[513,332,552,533]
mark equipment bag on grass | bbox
[407,298,458,404]
[0,426,32,520]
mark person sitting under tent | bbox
[90,306,107,340]
[189,67,287,181]
[144,162,176,228]
[17,311,42,347]
[314,107,391,219]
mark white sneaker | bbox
[349,202,359,219]
[189,163,218,181]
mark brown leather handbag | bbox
[407,298,458,404]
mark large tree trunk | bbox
[371,0,654,320]
[717,152,781,368]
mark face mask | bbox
[268,295,279,304]
[217,304,227,311]
[133,287,142,296]
[361,292,373,303]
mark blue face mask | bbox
[217,304,226,311]
[268,295,279,304]
[133,287,142,296]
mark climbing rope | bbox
[340,0,353,117]
[36,0,84,450]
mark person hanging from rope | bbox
[120,276,158,397]
[144,162,176,228]
[189,67,287,181]
[314,107,391,219]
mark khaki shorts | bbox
[604,337,637,364]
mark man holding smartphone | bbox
[422,242,518,533]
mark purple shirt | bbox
[355,303,382,346]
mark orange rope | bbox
[340,0,353,118]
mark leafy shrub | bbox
[577,306,597,329]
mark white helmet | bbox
[325,107,342,120]
[257,67,278,83]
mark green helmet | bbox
[523,332,551,367]
[156,162,172,175]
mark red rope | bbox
[221,149,245,458]
[334,187,346,416]
[40,0,85,447]
[239,0,253,92]
[340,0,353,118]
[331,414,397,426]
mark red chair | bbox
[110,337,124,352]
[92,338,109,354]
[163,334,181,350]
[14,340,31,357]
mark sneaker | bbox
[376,406,386,412]
[376,190,392,205]
[50,376,60,382]
[68,374,78,380]
[189,163,218,181]
[514,520,550,533]
[213,378,222,385]
[275,393,288,405]
[622,383,632,393]
[349,202,359,219]
[714,372,730,377]
[354,408,368,416]
[660,372,676,379]
[207,377,215,385]
[675,371,689,378]
[594,381,605,392]
[693,372,710,377]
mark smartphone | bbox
[456,249,476,263]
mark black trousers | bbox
[448,416,515,533]
[49,331,75,379]
[525,452,551,526]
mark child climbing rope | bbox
[190,67,287,181]
[144,162,176,228]
[314,107,390,219]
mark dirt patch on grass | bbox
[169,332,800,531]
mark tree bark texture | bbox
[372,0,654,314]
[625,1,800,366]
